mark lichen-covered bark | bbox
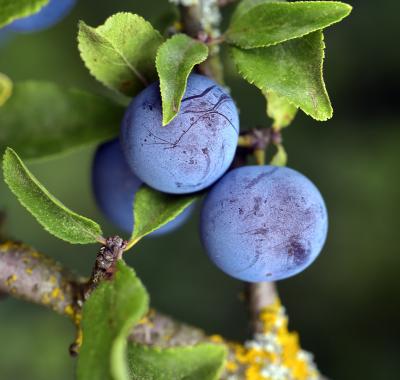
[0,241,81,316]
[0,240,324,379]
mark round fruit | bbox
[200,166,328,282]
[121,73,239,194]
[92,139,194,236]
[7,0,76,33]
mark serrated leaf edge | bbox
[231,32,333,121]
[226,1,352,49]
[77,12,163,96]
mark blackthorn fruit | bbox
[92,139,194,236]
[200,166,328,282]
[121,73,239,194]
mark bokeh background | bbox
[0,0,398,379]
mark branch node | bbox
[84,236,127,300]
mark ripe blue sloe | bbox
[7,0,76,33]
[121,73,239,194]
[200,166,328,282]
[92,140,194,236]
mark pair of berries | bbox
[93,74,327,282]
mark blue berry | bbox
[92,139,194,236]
[121,73,239,194]
[7,0,76,33]
[200,166,328,282]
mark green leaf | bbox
[231,31,333,121]
[226,1,352,49]
[2,148,103,244]
[264,90,298,129]
[270,143,287,166]
[0,81,124,161]
[0,0,49,28]
[78,13,163,97]
[127,186,196,248]
[128,343,227,380]
[0,73,12,106]
[156,34,209,126]
[231,0,286,23]
[77,260,149,380]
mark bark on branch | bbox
[0,241,324,379]
[0,241,82,316]
[0,241,208,346]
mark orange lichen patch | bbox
[226,360,239,373]
[245,363,265,380]
[259,298,283,332]
[75,326,83,347]
[5,274,18,287]
[41,292,51,305]
[30,251,41,259]
[137,311,155,329]
[209,334,225,344]
[74,311,82,325]
[138,315,150,325]
[50,287,64,301]
[219,298,319,380]
[0,241,21,251]
[64,304,75,318]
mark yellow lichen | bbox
[25,268,33,275]
[30,251,41,259]
[245,363,265,380]
[209,334,224,344]
[75,327,83,347]
[5,274,17,287]
[50,287,63,300]
[226,360,239,373]
[218,298,319,380]
[64,304,75,318]
[0,241,20,251]
[41,293,51,305]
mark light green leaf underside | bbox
[0,73,12,106]
[156,34,209,126]
[264,90,298,129]
[129,186,197,246]
[231,31,333,121]
[128,343,227,380]
[226,1,352,49]
[0,0,48,28]
[77,261,149,380]
[0,81,124,161]
[270,143,288,166]
[78,13,163,97]
[2,148,103,244]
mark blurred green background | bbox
[0,0,399,379]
